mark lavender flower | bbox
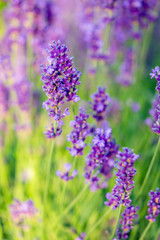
[89,87,110,122]
[116,206,139,239]
[10,199,38,229]
[41,40,81,112]
[67,108,90,156]
[41,40,81,136]
[145,188,160,222]
[150,67,160,134]
[85,127,119,190]
[105,148,139,209]
[56,163,78,181]
[150,66,160,80]
[44,122,62,139]
[75,232,86,240]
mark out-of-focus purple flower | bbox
[10,199,38,229]
[75,232,86,240]
[84,127,119,191]
[116,206,139,239]
[0,82,10,114]
[116,49,135,86]
[56,163,78,181]
[105,98,122,119]
[149,67,160,135]
[67,108,90,157]
[127,99,140,113]
[89,87,110,122]
[105,148,138,209]
[145,188,160,222]
[131,102,140,113]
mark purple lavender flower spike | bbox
[9,199,38,229]
[89,87,110,122]
[116,206,139,239]
[41,41,81,137]
[56,163,78,181]
[67,108,90,157]
[145,188,160,222]
[84,127,119,191]
[104,148,139,209]
[75,232,86,240]
[41,40,81,110]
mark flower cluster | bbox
[116,206,139,239]
[10,199,38,229]
[105,148,138,209]
[145,188,160,222]
[56,163,78,181]
[41,41,81,138]
[89,87,110,122]
[75,232,86,240]
[67,108,90,156]
[150,66,160,134]
[85,127,119,190]
[44,121,63,139]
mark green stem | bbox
[85,208,112,239]
[53,184,89,228]
[60,183,89,217]
[110,204,122,240]
[139,222,152,240]
[43,140,55,220]
[137,137,160,200]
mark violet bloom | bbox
[41,40,81,136]
[44,122,62,139]
[105,148,139,209]
[145,188,160,222]
[10,199,38,229]
[56,163,78,181]
[75,232,86,240]
[150,66,160,80]
[89,87,110,122]
[116,206,139,239]
[150,67,160,135]
[85,127,119,190]
[67,108,90,156]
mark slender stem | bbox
[53,184,89,229]
[85,208,112,239]
[60,181,67,210]
[43,140,55,219]
[139,222,152,240]
[60,183,89,218]
[137,137,160,200]
[110,204,122,240]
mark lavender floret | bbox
[145,188,160,222]
[105,148,138,209]
[67,108,90,157]
[116,206,139,239]
[84,127,119,190]
[56,163,78,181]
[41,41,81,137]
[149,66,160,134]
[89,87,110,122]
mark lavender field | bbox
[0,0,160,239]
